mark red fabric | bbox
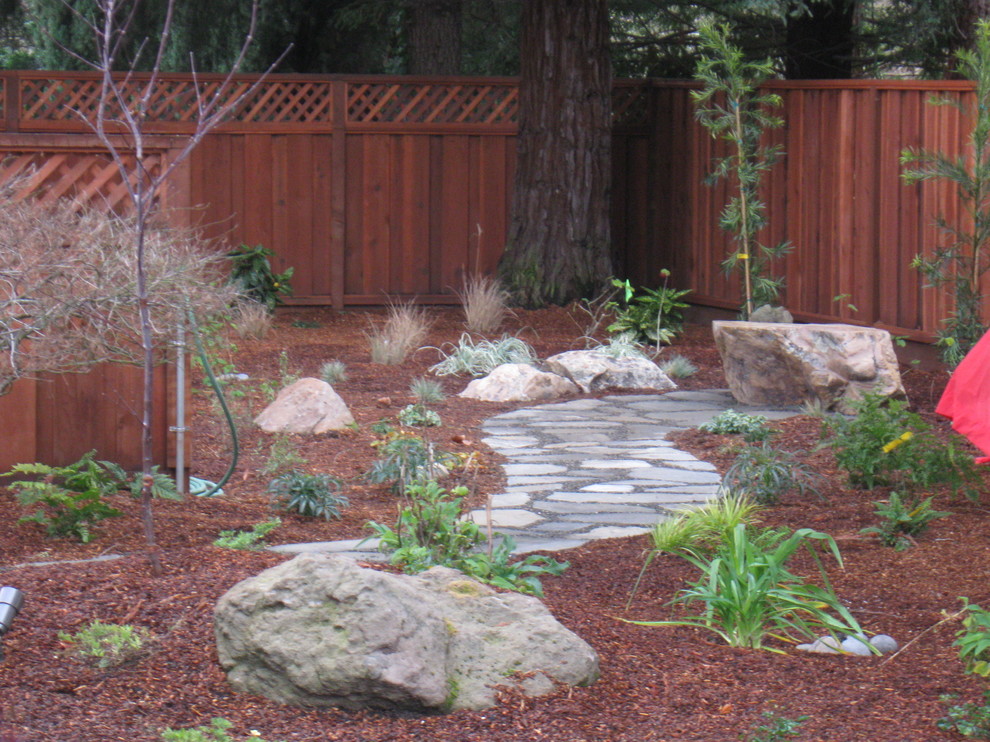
[936,330,990,464]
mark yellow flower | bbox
[882,431,914,453]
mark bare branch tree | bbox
[57,0,288,574]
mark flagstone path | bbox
[272,390,799,559]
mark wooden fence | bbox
[0,72,984,467]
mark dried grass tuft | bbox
[459,274,511,335]
[232,300,273,340]
[367,301,431,365]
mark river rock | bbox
[712,321,905,414]
[214,554,599,712]
[458,363,580,402]
[544,350,677,394]
[253,377,354,433]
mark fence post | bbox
[330,80,347,310]
[3,71,19,133]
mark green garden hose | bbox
[186,309,239,497]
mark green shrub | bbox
[365,481,567,597]
[267,471,347,520]
[3,452,126,542]
[745,711,809,742]
[227,244,293,312]
[939,691,990,738]
[214,518,282,550]
[366,433,458,494]
[722,442,820,504]
[821,392,979,495]
[428,333,536,376]
[59,621,151,668]
[860,491,950,551]
[606,276,691,345]
[161,717,284,742]
[398,403,442,428]
[319,360,348,386]
[628,524,866,651]
[700,409,773,442]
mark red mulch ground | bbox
[1,305,988,742]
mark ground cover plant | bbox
[1,305,988,741]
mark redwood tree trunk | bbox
[408,0,462,75]
[499,0,613,307]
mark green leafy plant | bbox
[367,301,431,365]
[259,434,308,478]
[398,403,442,428]
[365,481,567,597]
[366,432,458,494]
[227,244,293,312]
[860,491,950,551]
[267,471,348,520]
[722,442,820,504]
[901,19,990,366]
[161,717,284,742]
[3,452,127,542]
[428,333,537,377]
[692,23,792,318]
[628,524,866,652]
[821,392,979,495]
[59,620,151,668]
[745,710,809,742]
[410,376,445,404]
[700,409,773,442]
[955,599,990,678]
[319,360,348,386]
[214,518,282,550]
[606,274,691,346]
[939,691,990,738]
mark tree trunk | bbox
[784,0,856,79]
[407,0,462,75]
[499,0,613,307]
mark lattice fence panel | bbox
[0,151,162,214]
[347,83,518,125]
[613,85,651,127]
[18,77,332,126]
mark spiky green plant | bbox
[692,23,792,318]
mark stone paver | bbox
[271,389,799,558]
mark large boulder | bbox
[458,363,580,402]
[712,321,905,414]
[254,377,354,434]
[544,350,677,394]
[214,554,599,712]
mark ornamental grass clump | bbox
[428,333,536,376]
[367,301,431,365]
[459,274,512,335]
[628,524,866,652]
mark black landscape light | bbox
[0,587,24,660]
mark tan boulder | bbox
[458,363,579,402]
[712,321,905,414]
[254,377,354,434]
